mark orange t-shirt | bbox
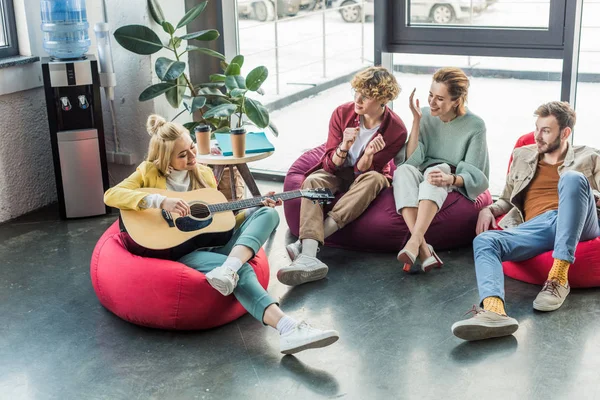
[523,160,563,221]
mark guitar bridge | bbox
[161,210,175,227]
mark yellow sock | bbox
[548,259,570,286]
[483,296,506,316]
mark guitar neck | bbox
[207,190,303,213]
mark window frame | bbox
[0,0,19,59]
[376,0,573,59]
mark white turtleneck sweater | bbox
[139,169,190,209]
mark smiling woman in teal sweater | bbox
[393,67,490,272]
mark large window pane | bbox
[408,0,551,28]
[573,0,600,149]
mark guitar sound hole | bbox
[190,203,210,219]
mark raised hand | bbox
[409,88,422,120]
[364,134,385,156]
[161,197,191,216]
[341,127,359,151]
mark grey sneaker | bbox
[533,279,570,312]
[277,254,329,286]
[286,240,302,261]
[451,306,519,341]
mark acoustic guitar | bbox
[119,187,334,257]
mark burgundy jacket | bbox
[306,102,408,180]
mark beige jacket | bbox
[490,142,600,229]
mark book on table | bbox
[215,132,275,156]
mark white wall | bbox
[0,0,187,222]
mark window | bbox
[0,0,19,58]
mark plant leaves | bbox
[176,1,208,29]
[203,104,238,119]
[220,61,229,71]
[184,121,201,133]
[186,45,225,60]
[180,29,220,41]
[165,75,187,108]
[214,126,231,133]
[230,89,248,98]
[162,21,175,35]
[230,55,244,69]
[195,82,225,89]
[225,63,241,76]
[139,82,177,101]
[190,96,207,113]
[245,98,269,128]
[210,74,226,82]
[114,25,163,55]
[246,66,268,91]
[155,57,186,81]
[225,75,246,91]
[169,37,182,49]
[197,87,227,97]
[147,0,165,24]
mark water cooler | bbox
[41,55,109,219]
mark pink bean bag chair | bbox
[90,221,270,330]
[501,132,600,288]
[283,144,492,252]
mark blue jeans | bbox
[474,171,600,303]
[178,207,280,323]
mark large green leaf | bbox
[203,104,238,119]
[147,0,165,24]
[245,98,269,128]
[183,121,201,138]
[139,82,176,101]
[165,75,187,108]
[186,45,225,60]
[162,21,175,35]
[190,96,207,113]
[230,55,244,69]
[195,82,225,89]
[214,126,231,133]
[176,1,208,29]
[246,66,268,91]
[225,63,241,76]
[225,75,246,91]
[114,25,163,55]
[210,74,226,82]
[155,57,186,81]
[180,29,219,41]
[230,89,248,98]
[197,87,227,97]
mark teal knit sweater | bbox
[401,107,489,200]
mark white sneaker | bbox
[280,321,339,354]
[286,240,302,261]
[277,254,329,286]
[205,266,239,296]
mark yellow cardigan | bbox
[104,161,246,225]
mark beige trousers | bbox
[299,168,389,243]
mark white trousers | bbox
[393,163,453,212]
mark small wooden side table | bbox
[196,151,274,199]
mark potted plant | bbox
[113,0,275,140]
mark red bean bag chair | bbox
[283,144,492,252]
[90,221,270,330]
[500,132,600,288]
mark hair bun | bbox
[146,114,167,136]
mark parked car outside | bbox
[238,0,301,21]
[331,0,487,24]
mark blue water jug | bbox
[40,0,91,60]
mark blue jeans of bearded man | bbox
[474,171,600,303]
[178,207,280,323]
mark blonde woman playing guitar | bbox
[104,114,339,355]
